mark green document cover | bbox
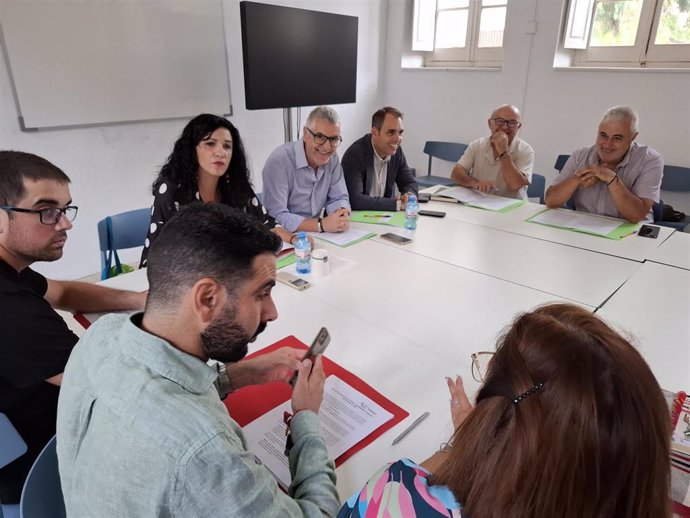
[350,211,407,227]
[526,209,640,240]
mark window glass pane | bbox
[435,9,469,48]
[478,6,507,47]
[654,0,690,44]
[590,0,643,47]
[483,0,507,6]
[438,0,469,9]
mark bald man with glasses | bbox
[0,151,145,504]
[450,104,534,200]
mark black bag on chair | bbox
[662,204,686,222]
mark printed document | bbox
[243,375,394,488]
[434,186,522,211]
[309,228,375,247]
[529,208,623,236]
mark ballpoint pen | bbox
[391,411,430,445]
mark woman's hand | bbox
[446,375,473,430]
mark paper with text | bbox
[309,228,375,247]
[243,375,394,488]
[435,186,522,211]
[529,208,624,236]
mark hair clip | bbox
[512,382,545,405]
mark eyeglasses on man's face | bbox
[492,118,521,129]
[0,205,79,225]
[306,127,343,148]
[471,351,495,383]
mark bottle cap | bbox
[298,231,307,238]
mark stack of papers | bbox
[431,186,524,212]
[527,208,640,240]
[309,228,375,247]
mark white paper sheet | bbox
[309,228,374,247]
[242,375,394,488]
[530,209,623,235]
[435,186,521,211]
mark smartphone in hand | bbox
[290,327,330,387]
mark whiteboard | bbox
[0,0,232,130]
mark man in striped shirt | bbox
[545,106,663,223]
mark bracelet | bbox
[607,174,618,186]
[317,217,325,233]
[497,151,510,161]
[289,234,297,245]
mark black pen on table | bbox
[391,411,430,446]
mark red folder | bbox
[224,335,409,466]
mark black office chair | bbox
[417,141,468,188]
[554,154,570,173]
[527,173,546,204]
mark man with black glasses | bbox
[262,106,351,233]
[0,150,145,504]
[450,104,534,200]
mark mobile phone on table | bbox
[418,209,446,218]
[380,232,413,245]
[417,193,431,203]
[638,224,660,239]
[290,327,330,387]
[277,271,311,291]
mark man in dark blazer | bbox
[342,107,418,211]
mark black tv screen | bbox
[240,2,358,110]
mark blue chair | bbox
[554,154,570,173]
[417,141,468,188]
[97,208,150,279]
[527,173,546,204]
[655,165,690,231]
[19,436,65,518]
[0,413,26,518]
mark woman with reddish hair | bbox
[339,303,671,518]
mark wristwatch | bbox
[215,362,234,400]
[317,217,325,233]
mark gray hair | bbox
[602,106,639,133]
[306,106,340,127]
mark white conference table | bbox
[647,231,690,270]
[417,190,674,262]
[350,216,640,308]
[83,210,685,501]
[596,261,690,393]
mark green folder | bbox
[350,211,407,227]
[526,209,640,240]
[277,252,296,269]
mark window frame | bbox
[564,0,690,68]
[413,0,507,68]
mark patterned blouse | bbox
[338,458,463,518]
[139,180,277,268]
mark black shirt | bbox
[0,258,78,503]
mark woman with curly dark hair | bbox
[140,114,295,267]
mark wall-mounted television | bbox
[240,1,358,110]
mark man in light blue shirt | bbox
[57,204,338,517]
[262,106,351,234]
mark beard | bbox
[200,303,268,363]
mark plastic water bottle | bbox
[294,231,312,274]
[404,194,419,230]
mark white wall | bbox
[0,0,385,279]
[384,0,690,208]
